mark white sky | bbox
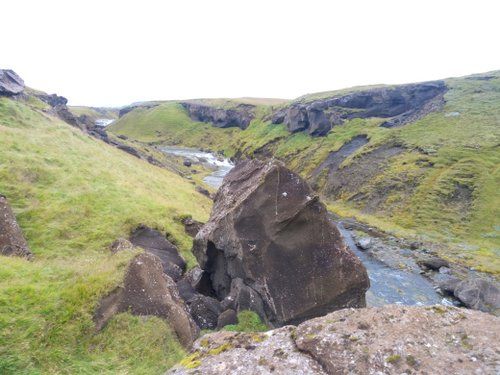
[3,0,500,107]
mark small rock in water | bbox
[356,237,373,250]
[183,159,192,167]
[417,256,449,271]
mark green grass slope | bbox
[68,106,118,121]
[109,71,500,274]
[0,96,212,374]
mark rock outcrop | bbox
[0,69,25,96]
[94,252,199,347]
[0,195,33,259]
[272,81,447,136]
[181,102,255,130]
[129,225,187,281]
[167,305,500,374]
[193,159,369,327]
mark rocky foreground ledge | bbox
[167,305,499,375]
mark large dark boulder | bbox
[453,279,500,314]
[94,253,199,347]
[193,159,369,327]
[0,69,25,96]
[0,195,32,259]
[130,225,186,281]
[181,102,255,130]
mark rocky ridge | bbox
[181,101,255,130]
[271,81,447,136]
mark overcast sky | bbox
[3,0,499,107]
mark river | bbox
[160,146,234,188]
[161,146,448,307]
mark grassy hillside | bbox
[0,96,212,374]
[68,106,118,121]
[109,71,500,274]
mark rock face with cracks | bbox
[193,159,369,327]
[167,305,500,375]
[0,195,32,259]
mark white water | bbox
[160,146,234,188]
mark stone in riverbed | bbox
[453,278,500,314]
[417,256,449,271]
[193,159,369,327]
[356,237,373,250]
[0,195,32,259]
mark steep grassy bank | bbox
[0,96,212,374]
[109,72,500,274]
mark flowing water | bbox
[161,146,448,306]
[336,222,448,307]
[160,146,234,188]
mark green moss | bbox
[179,352,202,369]
[386,354,402,364]
[207,343,232,356]
[223,310,268,332]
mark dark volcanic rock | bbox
[130,225,186,281]
[273,81,447,136]
[0,195,33,259]
[193,159,369,327]
[94,253,199,347]
[187,294,223,329]
[195,186,211,198]
[181,102,255,130]
[453,279,500,314]
[116,144,141,158]
[217,309,238,329]
[181,217,204,238]
[417,256,450,271]
[0,69,25,96]
[38,93,68,107]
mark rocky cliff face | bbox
[167,305,500,375]
[181,102,255,130]
[272,81,447,136]
[0,69,25,96]
[193,159,369,327]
